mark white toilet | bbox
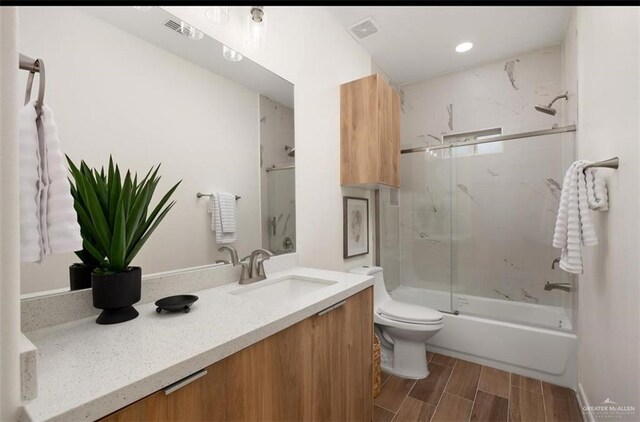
[350,266,444,379]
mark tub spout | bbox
[544,282,572,292]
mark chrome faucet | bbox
[218,246,250,282]
[218,245,240,265]
[544,281,572,292]
[244,248,274,284]
[220,247,274,285]
[551,257,561,270]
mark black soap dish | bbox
[155,295,199,314]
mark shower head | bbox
[534,92,568,116]
[285,145,295,157]
[535,105,558,116]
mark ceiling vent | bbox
[164,19,181,33]
[346,16,380,42]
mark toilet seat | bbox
[377,300,443,325]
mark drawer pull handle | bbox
[164,369,207,395]
[317,300,346,316]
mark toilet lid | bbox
[377,300,444,324]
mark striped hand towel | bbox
[553,160,607,274]
[208,192,237,244]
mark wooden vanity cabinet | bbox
[100,287,373,422]
[341,74,401,188]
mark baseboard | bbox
[577,383,595,422]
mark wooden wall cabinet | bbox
[101,287,373,422]
[341,74,401,188]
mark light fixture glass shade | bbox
[246,6,266,50]
[223,45,243,62]
[180,21,204,41]
[205,7,229,25]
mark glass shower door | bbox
[449,133,575,330]
[266,167,296,254]
[379,148,454,313]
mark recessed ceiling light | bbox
[455,42,473,53]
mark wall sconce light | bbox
[180,21,204,40]
[223,45,243,62]
[205,7,229,25]
[246,6,266,49]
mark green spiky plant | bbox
[67,156,181,274]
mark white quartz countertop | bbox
[22,267,374,422]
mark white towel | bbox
[40,104,82,255]
[207,192,237,244]
[19,102,44,262]
[553,160,608,274]
[19,101,82,262]
[585,168,609,211]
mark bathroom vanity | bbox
[101,287,372,421]
[21,265,374,421]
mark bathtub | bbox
[391,286,577,388]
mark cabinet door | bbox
[341,75,380,186]
[99,390,168,421]
[310,287,374,421]
[377,77,401,187]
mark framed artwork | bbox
[343,196,369,259]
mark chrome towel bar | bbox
[196,192,241,200]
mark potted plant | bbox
[68,216,102,291]
[67,156,180,324]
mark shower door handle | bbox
[270,217,277,235]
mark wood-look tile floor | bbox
[374,352,583,422]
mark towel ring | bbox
[35,59,45,112]
[24,71,35,105]
[23,58,45,116]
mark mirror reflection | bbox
[18,6,295,296]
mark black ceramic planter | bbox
[92,267,142,325]
[69,263,96,291]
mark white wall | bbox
[163,6,374,271]
[0,7,23,420]
[18,7,263,294]
[259,95,295,251]
[576,7,640,418]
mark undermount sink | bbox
[230,276,336,305]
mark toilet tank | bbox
[349,266,391,308]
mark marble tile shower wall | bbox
[260,95,295,251]
[383,45,574,308]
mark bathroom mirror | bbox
[18,6,295,296]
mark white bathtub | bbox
[391,286,577,388]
